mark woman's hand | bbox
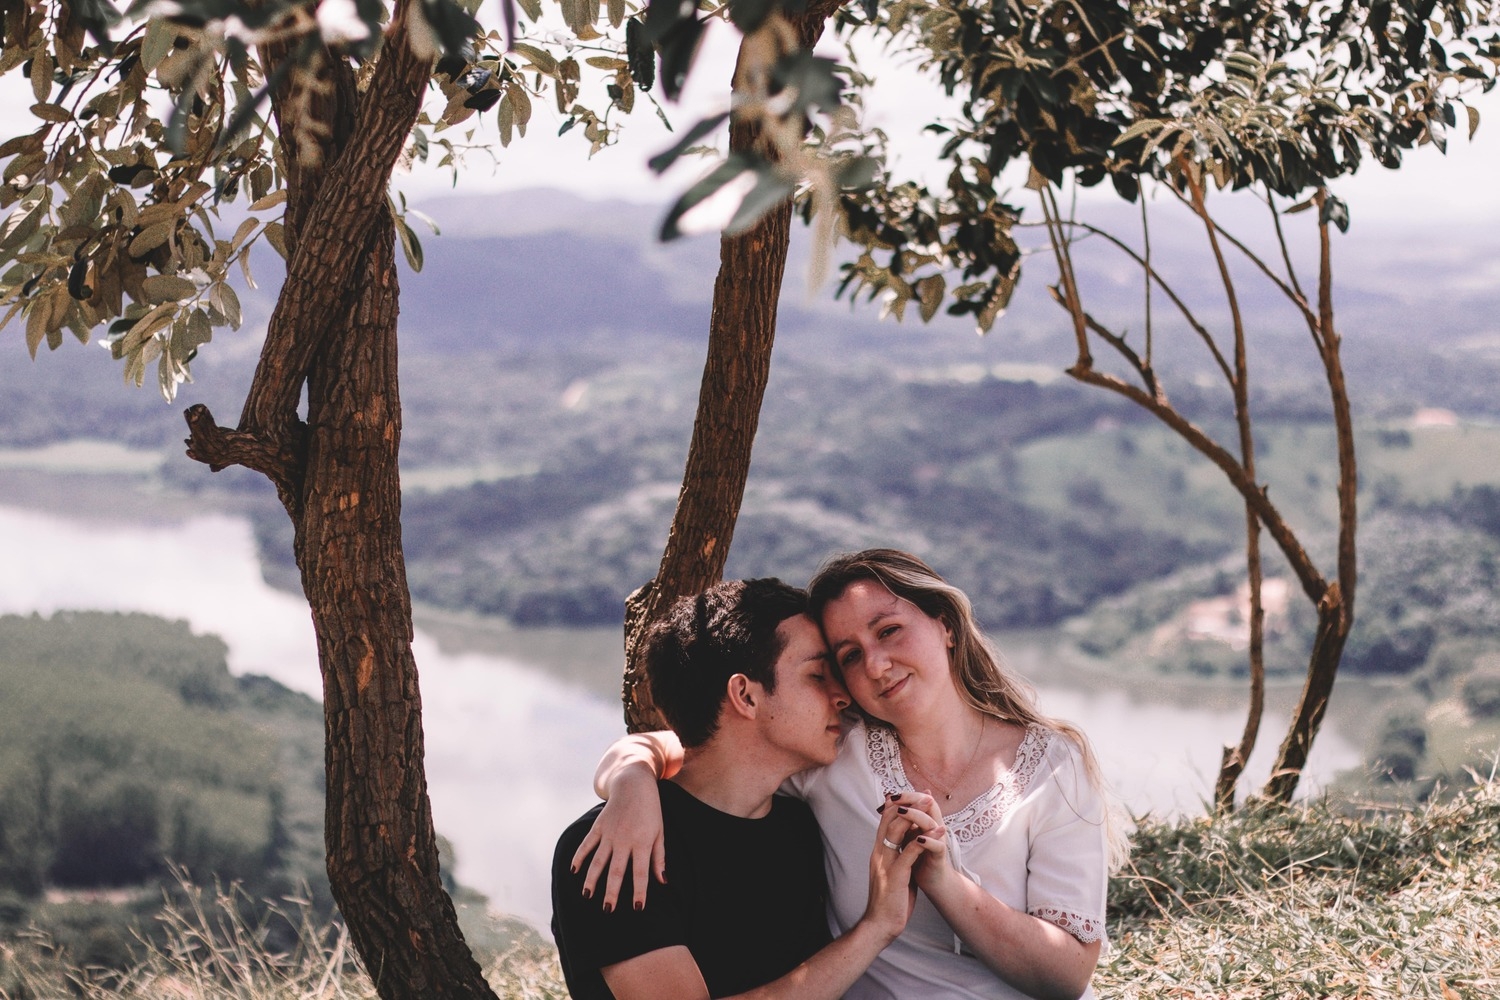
[861,798,939,942]
[879,791,951,891]
[571,763,666,912]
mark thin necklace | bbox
[898,716,987,802]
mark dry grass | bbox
[1098,778,1500,999]
[6,783,1497,999]
[0,882,566,1000]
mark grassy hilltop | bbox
[4,780,1495,999]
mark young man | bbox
[551,578,927,1000]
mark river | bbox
[0,501,1361,929]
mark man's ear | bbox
[725,673,760,720]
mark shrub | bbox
[1370,705,1428,782]
[1461,669,1500,718]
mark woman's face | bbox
[818,579,955,725]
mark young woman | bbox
[577,550,1124,1000]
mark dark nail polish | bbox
[634,900,644,912]
[876,803,886,813]
[916,836,927,844]
[581,888,592,899]
[897,806,909,814]
[603,902,614,914]
[887,791,901,800]
[569,865,578,874]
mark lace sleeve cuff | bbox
[1030,907,1105,945]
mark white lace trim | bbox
[1030,906,1104,945]
[864,723,1050,844]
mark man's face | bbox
[756,614,850,770]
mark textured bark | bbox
[621,1,845,731]
[184,7,494,997]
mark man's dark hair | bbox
[645,578,809,748]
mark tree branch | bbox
[183,403,305,495]
[239,0,435,450]
[1064,361,1330,605]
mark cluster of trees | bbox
[0,612,328,909]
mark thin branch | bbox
[1039,185,1092,365]
[1051,217,1234,385]
[1047,286,1160,399]
[1064,361,1330,604]
[1167,182,1321,341]
[1315,189,1358,620]
[1266,191,1310,313]
[1141,194,1154,368]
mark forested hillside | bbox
[0,612,329,965]
[4,189,1499,741]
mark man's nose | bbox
[829,678,851,712]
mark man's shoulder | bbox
[553,801,607,870]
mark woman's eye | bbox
[839,650,860,667]
[811,673,825,683]
[879,625,900,640]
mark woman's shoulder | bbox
[1020,724,1093,785]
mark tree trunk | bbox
[622,3,845,731]
[1262,193,1357,804]
[184,7,494,997]
[621,173,794,731]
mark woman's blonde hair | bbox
[807,548,1129,870]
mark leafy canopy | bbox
[829,0,1500,330]
[0,0,876,397]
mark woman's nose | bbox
[861,646,890,678]
[829,677,851,711]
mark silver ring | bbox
[881,837,901,851]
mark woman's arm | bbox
[890,791,1102,1000]
[571,731,684,911]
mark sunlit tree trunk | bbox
[183,6,494,996]
[623,2,845,731]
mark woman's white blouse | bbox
[787,719,1109,1000]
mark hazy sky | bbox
[1,10,1495,230]
[391,14,1500,232]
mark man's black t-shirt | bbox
[551,780,832,1000]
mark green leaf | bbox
[497,94,514,146]
[29,103,72,124]
[916,274,945,323]
[30,50,53,103]
[129,221,175,258]
[510,85,532,137]
[263,221,287,259]
[229,217,259,252]
[725,169,795,235]
[659,154,758,241]
[1320,194,1350,233]
[647,110,729,173]
[210,282,241,328]
[511,43,556,75]
[142,274,199,303]
[396,218,424,271]
[142,18,177,73]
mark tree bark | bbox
[622,2,845,731]
[184,7,495,997]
